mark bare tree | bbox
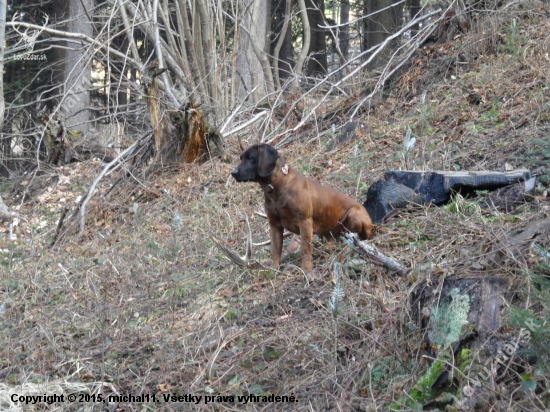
[0,0,5,131]
[293,0,311,92]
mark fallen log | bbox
[364,169,533,222]
[385,169,532,204]
[363,180,426,223]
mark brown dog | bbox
[231,143,372,271]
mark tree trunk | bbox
[408,0,421,35]
[363,0,404,69]
[236,0,271,104]
[0,0,7,177]
[55,0,94,132]
[306,0,327,76]
[272,0,292,89]
[0,0,6,131]
[339,0,350,63]
[293,0,310,91]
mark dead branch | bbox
[346,233,407,276]
[151,0,180,107]
[75,139,140,235]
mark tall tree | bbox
[271,0,293,87]
[339,0,350,63]
[53,0,94,132]
[0,0,6,131]
[363,0,404,69]
[306,0,327,75]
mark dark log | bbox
[384,169,532,205]
[364,169,533,223]
[363,179,426,223]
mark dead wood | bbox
[484,215,550,268]
[39,112,116,165]
[346,232,407,276]
[365,169,533,222]
[50,206,69,247]
[142,61,225,164]
[481,178,536,212]
[410,275,511,347]
[364,179,425,223]
[385,169,532,204]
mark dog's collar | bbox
[263,164,289,192]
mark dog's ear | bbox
[257,144,279,177]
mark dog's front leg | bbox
[298,219,314,271]
[269,221,284,268]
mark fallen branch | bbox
[74,138,140,235]
[346,233,407,276]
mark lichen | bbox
[429,288,471,349]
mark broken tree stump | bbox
[39,112,116,164]
[142,61,225,163]
[411,275,512,349]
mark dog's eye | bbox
[247,155,253,160]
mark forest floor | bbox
[1,3,550,411]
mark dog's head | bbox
[231,144,280,182]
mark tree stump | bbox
[142,61,224,163]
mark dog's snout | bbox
[231,168,239,176]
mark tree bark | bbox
[272,0,292,89]
[59,0,94,132]
[0,0,6,131]
[293,0,311,91]
[339,0,350,63]
[306,0,327,75]
[236,0,271,104]
[408,0,421,35]
[363,0,404,69]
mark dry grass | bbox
[1,4,550,411]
